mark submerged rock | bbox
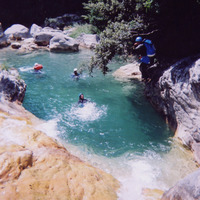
[0,101,119,200]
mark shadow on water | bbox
[127,80,173,141]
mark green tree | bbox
[90,21,134,73]
[84,0,158,72]
[84,0,200,73]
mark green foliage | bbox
[83,0,158,31]
[90,21,135,74]
[85,0,200,73]
[143,0,153,11]
[83,0,139,32]
[83,0,159,73]
[68,24,96,38]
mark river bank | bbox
[0,99,119,200]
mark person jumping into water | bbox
[133,36,156,82]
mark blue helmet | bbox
[135,36,142,42]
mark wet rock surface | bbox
[0,69,26,103]
[0,101,119,200]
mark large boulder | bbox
[34,27,63,46]
[29,24,42,37]
[161,168,200,200]
[4,24,29,40]
[113,62,141,81]
[0,69,26,103]
[76,33,100,49]
[49,35,79,52]
[34,32,55,46]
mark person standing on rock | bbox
[133,36,156,81]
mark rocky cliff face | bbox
[144,56,200,200]
[145,56,200,162]
[161,168,200,200]
[0,68,26,103]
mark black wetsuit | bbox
[134,43,149,80]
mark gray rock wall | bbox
[161,168,200,200]
[0,69,26,103]
[145,56,200,150]
[145,56,200,200]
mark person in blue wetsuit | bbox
[133,36,156,81]
[71,68,80,80]
[78,93,88,107]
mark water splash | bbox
[35,118,59,138]
[19,66,44,74]
[19,66,34,72]
[68,102,107,122]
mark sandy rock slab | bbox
[112,62,141,81]
[0,101,119,200]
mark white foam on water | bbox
[35,118,60,138]
[19,66,34,72]
[19,66,45,75]
[68,102,107,122]
[116,156,163,200]
[59,141,197,200]
[0,118,27,146]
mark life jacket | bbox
[143,39,156,57]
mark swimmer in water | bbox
[71,68,80,80]
[78,93,88,107]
